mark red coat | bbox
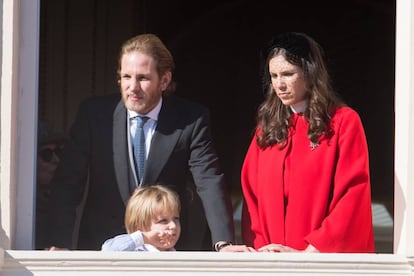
[241,107,375,252]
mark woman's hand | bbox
[258,244,319,253]
[258,244,298,252]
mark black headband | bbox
[264,32,311,61]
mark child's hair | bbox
[124,184,181,234]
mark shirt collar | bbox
[290,98,308,114]
[128,97,162,121]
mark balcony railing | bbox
[1,249,414,275]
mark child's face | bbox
[150,209,181,250]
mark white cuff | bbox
[129,230,144,248]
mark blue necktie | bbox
[133,116,149,184]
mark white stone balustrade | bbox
[0,250,414,276]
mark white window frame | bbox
[1,0,39,249]
[1,0,413,256]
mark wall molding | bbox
[0,250,413,275]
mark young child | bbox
[101,185,181,252]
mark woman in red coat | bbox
[241,32,375,253]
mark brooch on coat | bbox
[310,141,319,151]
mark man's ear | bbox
[161,72,172,90]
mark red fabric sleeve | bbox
[241,132,266,248]
[305,109,375,252]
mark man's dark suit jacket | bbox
[47,93,234,250]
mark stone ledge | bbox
[0,250,413,275]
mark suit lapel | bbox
[144,97,182,183]
[112,99,131,203]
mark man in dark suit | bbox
[47,34,241,251]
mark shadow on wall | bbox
[393,175,405,253]
[0,207,11,249]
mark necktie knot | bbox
[135,116,149,128]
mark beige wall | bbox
[1,0,414,274]
[1,0,39,250]
[394,0,414,255]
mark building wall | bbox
[1,1,414,274]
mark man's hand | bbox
[215,241,256,252]
[219,244,256,252]
[47,246,69,251]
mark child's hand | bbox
[142,229,176,249]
